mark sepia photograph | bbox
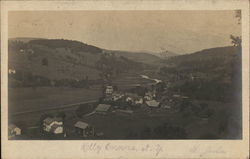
[1,0,249,158]
[7,10,243,140]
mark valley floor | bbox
[8,72,242,140]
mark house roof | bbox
[43,117,54,125]
[50,124,63,133]
[43,117,63,125]
[74,121,89,129]
[146,100,160,107]
[9,124,19,130]
[95,104,111,112]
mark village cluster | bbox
[9,81,193,139]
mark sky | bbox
[8,10,241,54]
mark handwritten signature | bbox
[189,145,226,157]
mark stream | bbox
[140,75,162,84]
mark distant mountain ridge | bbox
[157,50,179,59]
[105,50,162,66]
[9,37,45,43]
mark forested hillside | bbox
[8,38,144,88]
[159,46,241,102]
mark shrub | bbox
[41,58,48,66]
[153,123,187,139]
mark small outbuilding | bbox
[8,69,16,74]
[8,124,21,138]
[146,100,160,108]
[74,121,95,137]
[134,97,143,105]
[95,104,111,114]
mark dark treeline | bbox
[9,70,102,88]
[29,39,102,53]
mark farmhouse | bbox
[125,96,133,103]
[19,49,25,53]
[134,97,143,105]
[8,69,16,74]
[105,86,114,95]
[146,100,160,108]
[74,121,95,137]
[144,92,155,101]
[111,92,124,101]
[8,124,21,138]
[43,117,64,134]
[95,104,112,114]
[125,93,139,104]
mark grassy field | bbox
[8,87,102,114]
[12,99,239,140]
[70,100,239,139]
[8,86,102,129]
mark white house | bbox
[125,96,133,103]
[8,69,16,74]
[146,100,160,108]
[135,97,143,105]
[105,86,114,95]
[8,124,21,138]
[19,49,25,53]
[43,117,63,134]
[112,92,124,101]
[144,92,155,101]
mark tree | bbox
[199,133,219,139]
[126,131,138,139]
[230,10,241,48]
[56,111,66,120]
[42,58,48,66]
[235,10,241,24]
[140,127,152,139]
[113,85,118,92]
[153,123,187,139]
[75,104,93,118]
[230,35,241,47]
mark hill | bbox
[157,50,178,59]
[8,38,145,87]
[159,46,241,102]
[105,50,163,66]
[161,46,239,73]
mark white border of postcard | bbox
[1,0,249,158]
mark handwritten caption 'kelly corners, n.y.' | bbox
[80,143,163,157]
[80,142,227,158]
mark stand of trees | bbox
[126,123,187,139]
